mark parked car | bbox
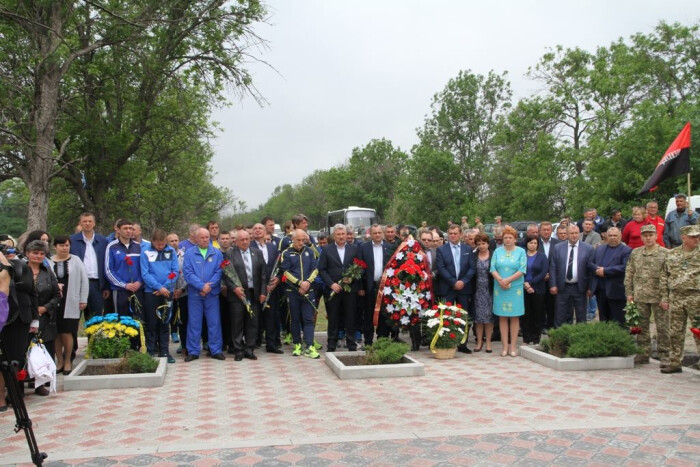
[508,221,539,239]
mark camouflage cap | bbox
[640,224,657,234]
[680,225,700,237]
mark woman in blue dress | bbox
[490,226,527,357]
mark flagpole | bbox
[688,173,693,210]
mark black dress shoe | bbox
[457,344,472,354]
[184,354,199,362]
[234,353,243,361]
[266,347,284,354]
[211,353,226,361]
[244,351,258,360]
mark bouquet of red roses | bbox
[329,257,367,300]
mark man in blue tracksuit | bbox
[140,229,179,362]
[280,229,320,359]
[183,227,225,361]
[104,219,143,318]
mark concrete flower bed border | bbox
[520,346,634,371]
[63,357,167,391]
[325,351,425,379]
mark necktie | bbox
[244,250,253,286]
[566,244,575,281]
[453,245,460,277]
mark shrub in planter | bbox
[364,338,409,364]
[122,351,159,373]
[540,322,637,358]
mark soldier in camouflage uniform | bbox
[624,224,668,365]
[659,224,700,374]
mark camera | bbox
[0,243,15,255]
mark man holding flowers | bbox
[140,229,179,363]
[319,224,363,352]
[105,219,143,319]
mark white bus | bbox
[325,207,377,235]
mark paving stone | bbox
[570,440,603,452]
[551,430,583,441]
[679,436,700,446]
[420,449,452,460]
[672,451,700,462]
[534,443,566,454]
[551,455,588,466]
[254,459,291,466]
[481,434,514,445]
[218,450,247,461]
[496,445,530,457]
[629,450,667,463]
[122,454,162,466]
[334,455,371,465]
[291,444,328,455]
[255,446,289,458]
[511,459,549,467]
[445,436,477,447]
[296,458,332,467]
[381,452,416,464]
[517,432,548,442]
[592,452,628,463]
[168,453,201,463]
[609,438,640,449]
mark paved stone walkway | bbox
[2,335,699,466]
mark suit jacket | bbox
[537,237,560,259]
[250,240,279,286]
[524,251,549,294]
[589,243,632,300]
[222,247,266,300]
[318,243,361,293]
[436,242,475,297]
[549,240,595,294]
[357,240,391,292]
[582,231,602,248]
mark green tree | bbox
[0,179,28,237]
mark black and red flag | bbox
[638,122,691,195]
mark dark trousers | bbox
[596,291,626,325]
[230,289,259,353]
[219,294,231,350]
[143,293,171,356]
[327,290,357,351]
[554,283,587,328]
[85,279,104,319]
[523,291,545,343]
[113,289,145,321]
[364,283,380,345]
[286,291,315,347]
[175,295,188,350]
[264,288,282,348]
[543,290,556,330]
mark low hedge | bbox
[540,322,637,358]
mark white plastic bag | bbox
[27,342,57,394]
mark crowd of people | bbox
[0,194,698,411]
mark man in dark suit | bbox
[436,225,476,353]
[358,224,391,345]
[537,221,559,331]
[69,212,110,319]
[223,230,267,361]
[549,224,595,328]
[590,227,632,325]
[251,223,283,354]
[318,224,361,351]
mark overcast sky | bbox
[210,0,700,210]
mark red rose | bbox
[404,282,411,289]
[449,333,456,339]
[443,321,450,327]
[390,260,397,268]
[445,302,452,307]
[281,275,288,283]
[630,326,642,335]
[17,369,28,381]
[353,258,367,268]
[220,259,231,269]
[168,272,177,280]
[400,309,406,316]
[691,328,700,338]
[443,311,451,316]
[125,256,134,266]
[413,244,420,253]
[392,312,400,320]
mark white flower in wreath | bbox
[396,252,404,260]
[383,286,393,295]
[386,268,395,277]
[416,253,423,262]
[386,304,395,312]
[438,327,448,336]
[426,318,441,328]
[407,239,415,248]
[425,291,431,301]
[400,316,410,325]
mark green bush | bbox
[89,335,131,359]
[364,338,409,364]
[122,351,160,373]
[540,322,637,358]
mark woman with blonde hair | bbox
[490,226,526,357]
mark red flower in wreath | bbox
[413,243,420,253]
[449,333,456,339]
[392,312,400,321]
